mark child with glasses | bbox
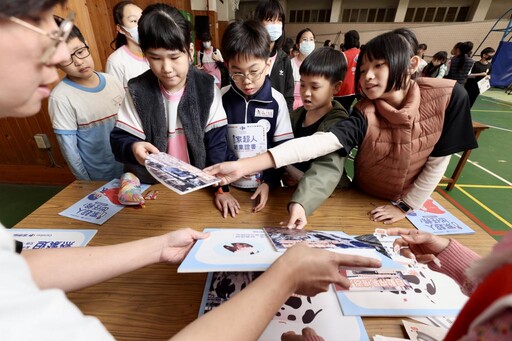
[110,3,240,218]
[48,20,124,181]
[221,20,293,213]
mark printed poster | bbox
[406,198,475,235]
[7,229,97,249]
[177,228,403,273]
[59,179,150,225]
[227,123,267,188]
[200,272,369,341]
[145,152,220,195]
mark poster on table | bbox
[7,229,97,249]
[406,198,475,235]
[59,179,150,225]
[200,271,369,341]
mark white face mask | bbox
[203,41,211,49]
[299,41,315,56]
[123,25,139,45]
[265,23,282,42]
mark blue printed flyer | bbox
[7,229,97,249]
[59,179,150,225]
[406,198,475,235]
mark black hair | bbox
[295,28,315,45]
[110,1,136,50]
[54,16,86,44]
[343,30,360,49]
[455,41,473,71]
[283,37,294,53]
[391,28,418,56]
[481,47,495,57]
[422,51,447,77]
[253,0,285,50]
[299,47,347,84]
[222,20,270,63]
[138,3,191,55]
[355,31,414,94]
[323,39,331,47]
[0,0,65,19]
[418,43,427,51]
[201,31,212,42]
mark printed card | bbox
[7,229,97,249]
[337,269,413,292]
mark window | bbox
[414,8,425,22]
[368,8,377,22]
[434,7,446,22]
[290,10,296,23]
[456,7,470,21]
[424,7,436,22]
[446,7,458,22]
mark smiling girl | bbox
[206,29,477,227]
[110,3,239,217]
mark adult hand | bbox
[160,228,209,263]
[204,161,246,186]
[387,227,450,264]
[251,183,269,212]
[281,327,325,341]
[369,204,406,224]
[132,142,159,165]
[283,203,307,229]
[276,244,381,297]
[214,192,240,218]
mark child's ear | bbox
[189,42,195,62]
[116,24,124,35]
[409,55,420,74]
[333,80,343,95]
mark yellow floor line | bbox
[457,184,512,189]
[455,185,512,228]
[471,109,512,113]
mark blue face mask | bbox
[265,23,282,42]
[299,41,315,56]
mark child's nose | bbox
[162,59,173,73]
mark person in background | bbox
[49,20,124,181]
[283,47,351,229]
[110,4,240,218]
[291,28,316,110]
[334,30,360,112]
[323,39,331,47]
[220,20,294,213]
[421,51,448,78]
[446,41,474,85]
[196,31,225,88]
[389,227,512,341]
[105,0,149,88]
[417,42,428,72]
[290,45,299,59]
[254,0,294,113]
[465,47,495,107]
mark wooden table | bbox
[440,121,489,190]
[16,181,497,340]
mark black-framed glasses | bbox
[59,46,91,67]
[230,68,266,83]
[9,12,75,64]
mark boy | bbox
[221,20,293,212]
[284,47,350,229]
[49,20,124,180]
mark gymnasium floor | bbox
[1,89,511,241]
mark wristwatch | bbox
[215,185,230,195]
[394,200,412,213]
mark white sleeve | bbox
[216,49,224,62]
[272,89,294,143]
[402,155,452,209]
[48,95,77,131]
[114,91,146,140]
[106,55,126,88]
[205,84,228,133]
[269,131,343,168]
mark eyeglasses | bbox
[9,12,75,64]
[59,46,91,67]
[230,68,266,83]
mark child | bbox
[48,20,124,181]
[291,28,316,109]
[106,1,149,87]
[465,47,495,107]
[284,47,351,228]
[110,3,239,218]
[446,41,474,84]
[221,20,293,212]
[421,51,448,78]
[196,31,225,88]
[253,0,294,113]
[334,30,360,111]
[206,29,477,227]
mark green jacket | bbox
[289,101,351,216]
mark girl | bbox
[196,31,225,88]
[421,51,448,78]
[110,3,240,218]
[446,41,474,84]
[105,1,149,87]
[206,29,477,227]
[254,0,294,113]
[291,28,315,110]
